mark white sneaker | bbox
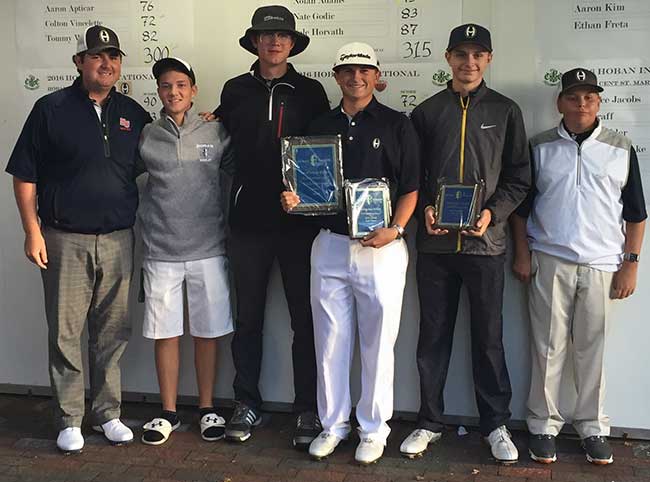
[92,418,134,445]
[57,427,84,454]
[355,437,384,465]
[309,431,344,460]
[400,428,442,458]
[485,425,518,464]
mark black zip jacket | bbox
[216,62,330,231]
[6,77,151,234]
[411,81,530,255]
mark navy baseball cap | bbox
[153,57,196,84]
[447,23,492,52]
[560,68,604,95]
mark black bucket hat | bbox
[239,5,310,57]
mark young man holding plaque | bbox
[5,25,151,453]
[510,68,646,465]
[400,24,530,463]
[138,58,234,446]
[281,42,420,465]
[213,5,330,447]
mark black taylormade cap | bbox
[560,68,604,95]
[447,23,492,52]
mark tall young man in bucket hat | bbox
[5,25,151,453]
[281,42,420,465]
[401,24,530,464]
[138,57,234,446]
[510,68,646,465]
[214,5,330,447]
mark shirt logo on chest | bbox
[197,144,214,162]
[372,138,381,149]
[119,117,131,131]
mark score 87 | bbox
[400,3,418,36]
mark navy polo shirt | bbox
[6,77,151,234]
[307,97,420,235]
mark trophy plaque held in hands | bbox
[281,135,344,215]
[345,178,392,239]
[433,181,484,230]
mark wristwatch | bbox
[623,252,640,262]
[391,224,405,239]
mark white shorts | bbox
[142,256,234,339]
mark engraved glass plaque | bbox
[433,183,483,229]
[345,178,392,239]
[281,135,343,215]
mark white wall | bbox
[1,0,649,436]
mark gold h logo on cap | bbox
[465,25,476,38]
[99,29,110,43]
[576,70,586,81]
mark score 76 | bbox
[140,0,154,11]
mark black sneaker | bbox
[582,436,613,465]
[528,434,557,464]
[225,403,261,442]
[292,411,322,450]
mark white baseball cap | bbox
[333,42,379,70]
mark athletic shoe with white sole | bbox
[355,437,384,465]
[582,436,613,465]
[57,427,84,454]
[225,403,261,442]
[92,418,133,445]
[528,434,557,464]
[485,425,518,464]
[309,431,344,460]
[400,428,442,458]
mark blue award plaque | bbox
[281,135,343,215]
[345,179,392,239]
[434,183,481,229]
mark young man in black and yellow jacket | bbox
[400,23,530,464]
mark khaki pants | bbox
[526,250,613,438]
[41,227,133,429]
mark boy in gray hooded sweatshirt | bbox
[138,57,234,445]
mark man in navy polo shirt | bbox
[282,42,419,465]
[6,25,150,454]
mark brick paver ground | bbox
[0,394,649,481]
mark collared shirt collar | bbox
[160,103,199,132]
[331,96,381,119]
[446,79,487,100]
[72,76,115,105]
[249,60,298,85]
[558,118,602,143]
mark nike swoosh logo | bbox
[481,123,496,129]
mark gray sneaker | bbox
[225,403,261,442]
[582,436,613,465]
[528,434,556,464]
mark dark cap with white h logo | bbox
[560,67,603,95]
[447,23,492,52]
[76,25,125,56]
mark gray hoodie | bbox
[138,107,233,261]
